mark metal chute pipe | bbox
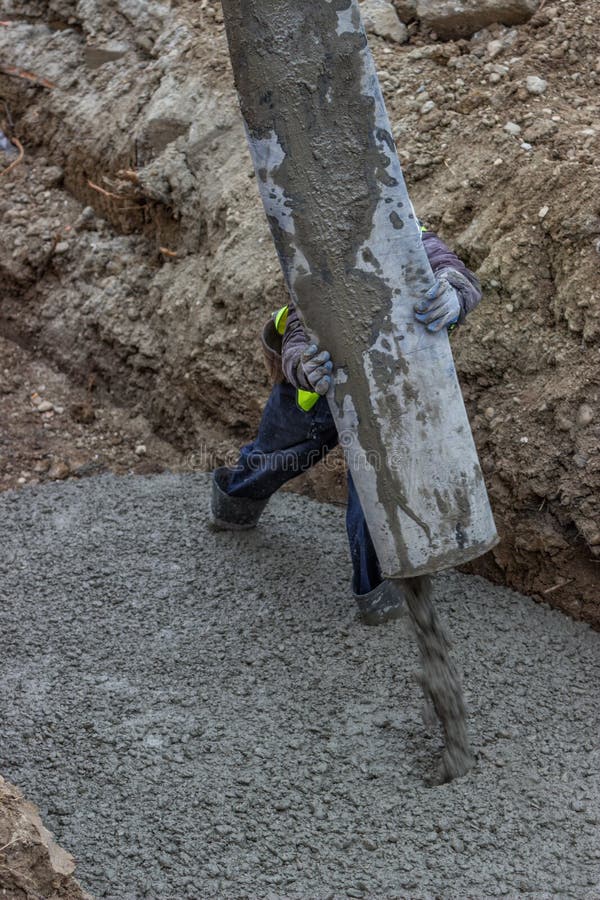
[221,0,498,577]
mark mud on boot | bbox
[210,467,269,531]
[353,579,406,626]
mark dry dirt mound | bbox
[0,0,599,624]
[0,775,90,899]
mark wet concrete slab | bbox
[0,473,599,898]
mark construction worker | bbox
[211,226,482,625]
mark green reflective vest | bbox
[274,306,320,412]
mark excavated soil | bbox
[0,333,193,489]
[1,0,599,624]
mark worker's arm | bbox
[281,306,332,393]
[281,229,482,389]
[418,230,482,328]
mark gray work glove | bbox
[414,268,463,332]
[299,343,333,395]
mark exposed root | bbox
[87,179,130,201]
[0,64,55,88]
[87,177,147,213]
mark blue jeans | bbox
[225,381,382,595]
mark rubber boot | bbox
[210,467,269,531]
[354,579,406,626]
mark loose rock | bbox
[487,39,505,59]
[48,461,70,480]
[526,75,548,95]
[504,121,522,135]
[40,166,64,188]
[576,403,594,427]
[0,775,89,900]
[392,0,417,22]
[523,119,557,142]
[416,0,539,39]
[360,0,408,42]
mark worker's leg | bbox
[346,470,406,626]
[346,470,382,595]
[211,381,337,529]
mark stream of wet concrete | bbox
[403,575,474,783]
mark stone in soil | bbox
[360,0,409,42]
[416,0,539,38]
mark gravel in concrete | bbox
[1,474,599,899]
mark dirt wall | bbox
[0,775,90,899]
[1,0,599,624]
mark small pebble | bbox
[504,122,521,135]
[526,75,548,95]
[487,39,504,59]
[135,444,147,456]
[576,404,593,427]
[48,461,70,480]
[556,414,573,432]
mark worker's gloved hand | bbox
[300,343,333,395]
[414,270,462,333]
